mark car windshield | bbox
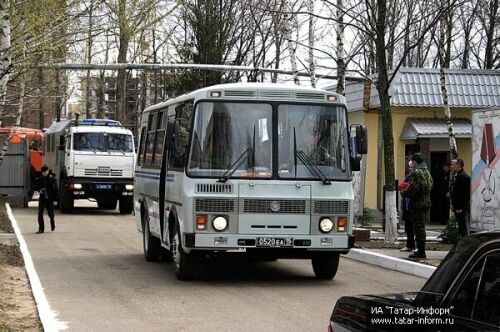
[73,133,133,152]
[188,102,273,178]
[277,104,348,179]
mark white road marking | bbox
[6,203,68,331]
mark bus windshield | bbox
[188,102,273,178]
[73,133,133,153]
[277,104,348,179]
[188,101,348,180]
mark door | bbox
[430,151,449,224]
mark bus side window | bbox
[153,111,166,168]
[168,101,193,169]
[144,113,157,166]
[137,127,146,166]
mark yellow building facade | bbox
[338,68,500,221]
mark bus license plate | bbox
[96,184,112,190]
[256,237,293,248]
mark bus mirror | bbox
[351,156,361,171]
[58,145,65,151]
[350,124,367,155]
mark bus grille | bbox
[196,183,233,194]
[312,200,349,215]
[243,199,306,214]
[295,92,325,100]
[195,198,236,213]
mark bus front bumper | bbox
[184,233,355,253]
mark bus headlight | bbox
[212,216,228,232]
[125,184,134,190]
[319,218,334,233]
[72,183,83,190]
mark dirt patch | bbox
[0,202,14,233]
[0,203,42,331]
[356,240,453,252]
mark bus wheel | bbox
[311,253,340,280]
[59,182,74,213]
[119,197,133,214]
[171,223,198,281]
[143,211,161,262]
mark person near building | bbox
[440,163,451,224]
[35,165,58,234]
[399,160,416,252]
[400,153,433,259]
[450,158,471,237]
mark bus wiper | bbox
[293,127,331,185]
[217,147,254,183]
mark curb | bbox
[345,248,437,279]
[6,203,67,331]
[0,233,18,245]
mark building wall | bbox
[349,106,473,210]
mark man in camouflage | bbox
[401,153,433,259]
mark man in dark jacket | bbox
[401,153,433,259]
[35,165,58,233]
[450,158,471,237]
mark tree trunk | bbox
[307,0,316,87]
[283,1,299,85]
[0,0,11,130]
[439,3,458,160]
[116,0,130,125]
[85,3,94,118]
[484,0,499,69]
[336,0,345,95]
[375,0,397,243]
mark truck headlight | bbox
[72,183,82,190]
[212,216,228,232]
[319,218,334,233]
[125,184,134,190]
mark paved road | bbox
[14,201,426,332]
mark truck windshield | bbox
[188,102,273,178]
[73,133,133,153]
[277,104,348,180]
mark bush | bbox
[441,215,460,244]
[357,208,378,227]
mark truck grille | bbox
[84,168,123,177]
[195,198,236,213]
[312,200,349,215]
[243,199,306,214]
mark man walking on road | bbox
[35,165,58,234]
[401,153,433,259]
[450,158,471,237]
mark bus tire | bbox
[311,253,340,280]
[59,181,74,213]
[171,223,198,281]
[143,211,161,262]
[119,197,133,214]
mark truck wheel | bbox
[97,199,117,210]
[311,253,340,280]
[171,223,198,281]
[119,196,133,214]
[143,211,161,262]
[59,182,74,213]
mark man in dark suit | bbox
[450,158,471,237]
[35,165,58,233]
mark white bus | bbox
[134,83,367,280]
[44,119,135,214]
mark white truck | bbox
[44,118,135,214]
[471,109,500,231]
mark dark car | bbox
[329,231,500,331]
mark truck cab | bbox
[44,119,135,213]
